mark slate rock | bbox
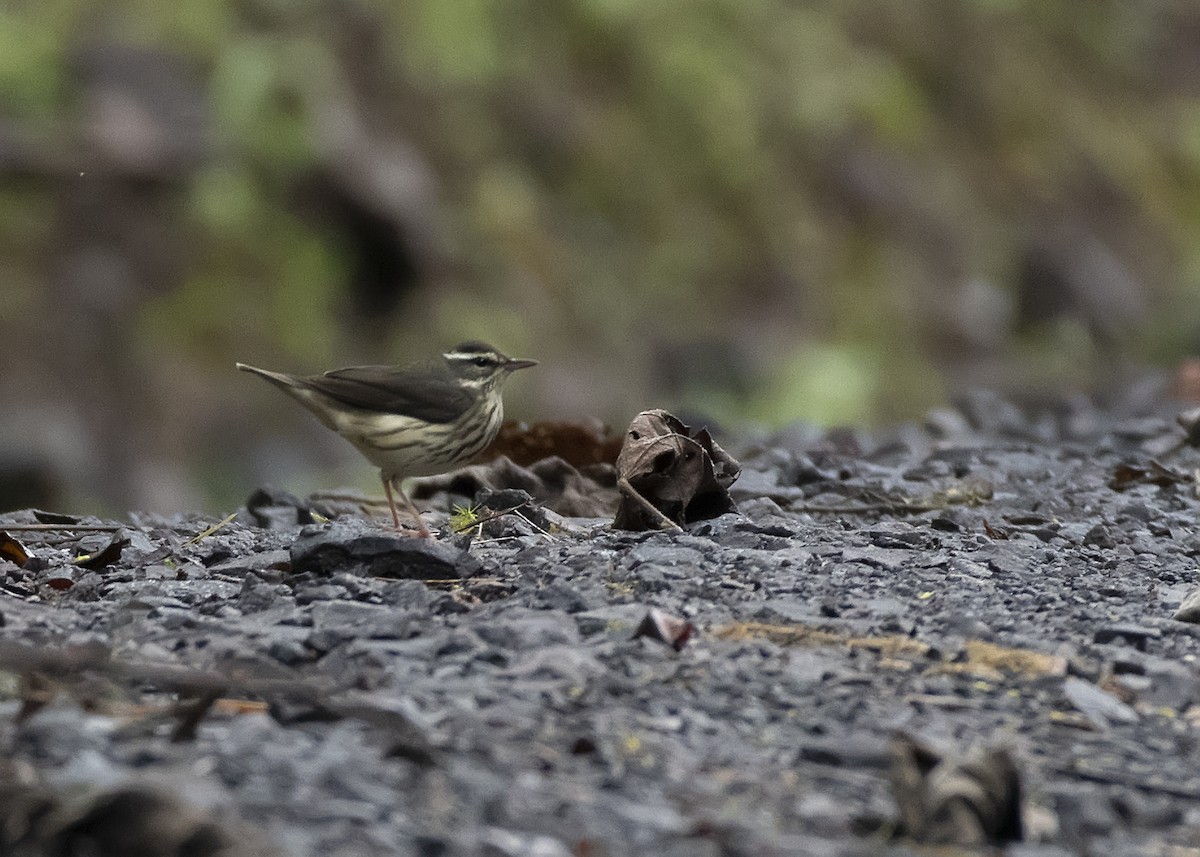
[574,604,654,637]
[796,733,891,768]
[238,578,292,614]
[472,608,579,650]
[378,579,435,610]
[1172,587,1200,623]
[1050,785,1120,838]
[1092,623,1161,650]
[292,581,349,604]
[290,521,482,580]
[924,406,973,440]
[729,469,801,502]
[208,549,292,576]
[628,544,706,568]
[1062,677,1138,727]
[840,546,912,572]
[531,579,593,613]
[267,637,313,666]
[310,601,420,639]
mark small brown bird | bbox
[237,342,537,536]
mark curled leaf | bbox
[1104,458,1190,489]
[43,568,77,591]
[74,532,129,570]
[634,608,694,651]
[1109,460,1190,491]
[0,531,30,567]
[613,410,740,532]
[889,733,1023,845]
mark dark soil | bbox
[4,391,1200,856]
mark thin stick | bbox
[450,503,533,534]
[184,512,238,545]
[0,524,127,533]
[513,509,554,540]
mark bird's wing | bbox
[301,361,473,423]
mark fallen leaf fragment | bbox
[931,640,1068,679]
[43,569,76,591]
[74,531,129,570]
[715,622,1065,678]
[982,519,1008,540]
[633,608,694,651]
[481,419,624,467]
[889,733,1023,846]
[0,531,30,567]
[1109,460,1190,491]
[613,409,740,531]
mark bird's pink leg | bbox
[382,476,432,538]
[381,475,402,528]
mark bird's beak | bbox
[505,357,538,371]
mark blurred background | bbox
[3,0,1200,516]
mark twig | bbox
[512,509,554,540]
[450,502,534,534]
[0,641,434,760]
[1054,765,1200,800]
[0,641,331,698]
[0,524,127,533]
[185,512,238,545]
[616,476,683,532]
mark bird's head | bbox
[443,341,538,388]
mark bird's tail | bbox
[237,362,341,431]
[236,362,302,392]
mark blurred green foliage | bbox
[5,0,1200,441]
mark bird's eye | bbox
[472,356,490,367]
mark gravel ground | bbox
[4,390,1200,856]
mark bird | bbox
[237,341,537,536]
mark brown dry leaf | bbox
[714,621,929,658]
[613,409,740,531]
[1109,460,1190,491]
[633,608,694,651]
[715,621,844,647]
[0,531,30,567]
[962,640,1067,677]
[925,640,1068,680]
[889,733,1023,845]
[982,519,1009,540]
[715,622,1065,679]
[74,531,129,570]
[43,570,76,591]
[481,419,624,467]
